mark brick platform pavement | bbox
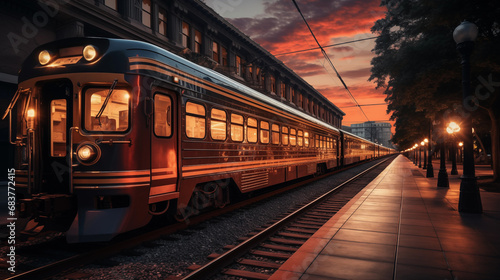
[270,155,500,280]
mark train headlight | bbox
[38,50,52,65]
[76,142,101,165]
[83,45,98,61]
[78,146,94,160]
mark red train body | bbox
[5,38,395,242]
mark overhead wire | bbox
[340,103,387,108]
[272,36,379,57]
[291,0,370,122]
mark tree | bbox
[370,0,500,182]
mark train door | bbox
[339,132,345,167]
[149,89,178,206]
[40,80,73,194]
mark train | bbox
[4,38,395,243]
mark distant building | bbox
[341,125,352,133]
[350,121,393,148]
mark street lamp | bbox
[414,144,419,165]
[453,21,482,213]
[437,127,449,188]
[426,121,434,178]
[447,122,460,175]
[421,141,427,169]
[418,142,422,168]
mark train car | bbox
[340,131,377,165]
[5,38,344,243]
[5,37,394,243]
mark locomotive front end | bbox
[6,38,152,242]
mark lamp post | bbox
[417,144,422,168]
[422,138,429,169]
[421,140,427,169]
[437,134,449,188]
[447,122,460,175]
[414,144,418,165]
[426,120,434,178]
[458,142,464,163]
[453,21,482,213]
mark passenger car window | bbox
[282,126,289,146]
[211,108,227,140]
[260,121,269,144]
[154,94,172,137]
[290,128,297,146]
[51,99,66,156]
[247,117,257,143]
[186,102,206,139]
[271,124,280,145]
[231,113,244,142]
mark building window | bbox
[182,21,190,49]
[271,124,280,145]
[212,41,219,62]
[304,132,310,147]
[104,0,117,10]
[158,7,167,36]
[221,46,228,66]
[231,113,244,142]
[236,55,242,76]
[269,75,276,93]
[260,121,269,144]
[185,102,205,139]
[298,93,303,108]
[241,58,246,77]
[290,87,295,102]
[257,68,264,87]
[142,0,151,27]
[280,82,286,98]
[211,108,226,141]
[256,68,261,85]
[247,117,257,143]
[194,29,202,53]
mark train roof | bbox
[21,37,342,135]
[19,37,394,151]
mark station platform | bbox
[271,155,500,280]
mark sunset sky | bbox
[203,0,393,130]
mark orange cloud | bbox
[226,0,391,131]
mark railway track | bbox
[182,156,394,280]
[2,156,395,280]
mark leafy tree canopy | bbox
[370,0,500,151]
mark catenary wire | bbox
[291,0,370,121]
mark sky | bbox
[202,0,393,131]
